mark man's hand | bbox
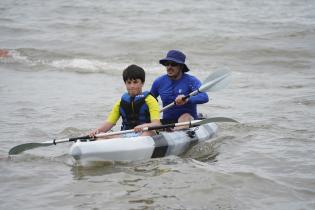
[175,94,188,105]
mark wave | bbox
[0,48,161,75]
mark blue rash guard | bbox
[150,73,209,121]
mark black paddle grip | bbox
[69,135,91,142]
[147,124,176,131]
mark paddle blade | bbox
[203,69,231,84]
[199,69,231,92]
[9,142,54,155]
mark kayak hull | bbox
[69,123,217,162]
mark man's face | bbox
[165,61,182,80]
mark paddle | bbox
[8,117,238,155]
[160,69,231,112]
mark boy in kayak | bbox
[89,64,161,138]
[150,50,209,124]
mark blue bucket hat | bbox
[159,50,190,72]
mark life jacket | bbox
[119,91,151,130]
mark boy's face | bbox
[125,79,144,97]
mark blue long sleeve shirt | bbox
[150,73,209,120]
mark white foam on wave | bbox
[49,58,162,75]
[4,51,127,74]
[1,49,164,75]
[51,58,111,71]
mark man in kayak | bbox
[89,64,161,138]
[150,50,209,124]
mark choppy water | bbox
[1,0,315,209]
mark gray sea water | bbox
[1,0,315,209]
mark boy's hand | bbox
[134,124,147,133]
[89,129,99,137]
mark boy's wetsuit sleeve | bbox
[145,95,160,121]
[106,100,121,124]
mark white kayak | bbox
[69,122,218,162]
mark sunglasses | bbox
[164,61,179,67]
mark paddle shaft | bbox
[92,119,202,138]
[160,90,199,112]
[53,135,91,144]
[50,119,203,145]
[55,117,237,145]
[8,117,237,155]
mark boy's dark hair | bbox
[123,64,145,83]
